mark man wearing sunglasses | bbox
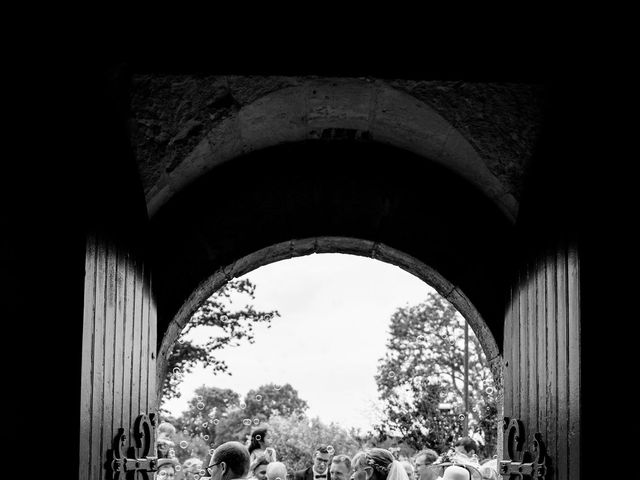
[203,441,251,480]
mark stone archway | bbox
[156,236,502,395]
[141,78,520,223]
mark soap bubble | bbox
[458,414,466,421]
[221,315,229,323]
[253,418,260,425]
[197,395,204,402]
[197,402,205,410]
[240,402,247,409]
[159,471,167,478]
[486,387,495,395]
[180,441,188,449]
[327,445,335,454]
[256,394,262,401]
[274,385,282,391]
[194,475,200,480]
[256,435,262,441]
[243,418,252,426]
[204,435,209,441]
[389,372,396,378]
[213,419,220,425]
[203,422,208,428]
[176,465,182,472]
[200,470,207,476]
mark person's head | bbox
[250,454,270,480]
[400,461,413,479]
[351,448,395,480]
[413,450,438,480]
[313,446,332,474]
[442,466,470,480]
[249,428,269,453]
[157,437,175,458]
[454,438,478,457]
[184,457,204,478]
[330,455,352,480]
[157,458,178,479]
[158,421,177,438]
[266,461,287,480]
[208,441,251,480]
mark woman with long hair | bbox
[248,427,273,462]
[350,448,409,480]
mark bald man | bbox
[205,441,251,480]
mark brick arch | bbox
[156,237,503,402]
[146,79,518,222]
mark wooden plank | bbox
[519,268,528,424]
[147,277,158,416]
[536,256,546,441]
[556,244,569,480]
[140,263,150,414]
[130,258,143,426]
[113,246,126,437]
[122,253,134,449]
[79,233,97,480]
[567,244,581,480]
[102,240,117,472]
[527,259,537,445]
[545,250,558,478]
[503,284,514,422]
[90,234,107,480]
[512,273,521,420]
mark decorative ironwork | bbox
[108,413,158,480]
[499,417,549,479]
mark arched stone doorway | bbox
[148,139,512,456]
[76,70,582,480]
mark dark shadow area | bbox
[149,140,515,351]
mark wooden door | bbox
[79,232,157,479]
[502,241,580,480]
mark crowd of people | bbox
[153,423,500,480]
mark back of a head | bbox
[352,448,400,480]
[442,466,470,480]
[214,441,251,479]
[415,450,438,465]
[266,461,287,480]
[454,437,478,455]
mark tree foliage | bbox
[162,279,280,400]
[266,414,365,473]
[374,292,498,455]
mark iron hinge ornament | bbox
[499,417,549,479]
[108,412,158,480]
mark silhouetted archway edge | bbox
[156,236,503,404]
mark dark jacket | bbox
[294,466,331,480]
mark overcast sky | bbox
[162,253,438,432]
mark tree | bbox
[162,279,280,400]
[374,292,498,455]
[266,414,364,472]
[205,383,310,445]
[175,385,240,440]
